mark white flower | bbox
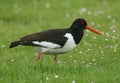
[89,62,92,65]
[87,11,92,15]
[107,15,111,19]
[101,56,104,59]
[1,45,5,48]
[46,77,49,80]
[45,3,50,9]
[97,24,100,27]
[66,13,70,18]
[88,48,90,51]
[112,19,116,23]
[54,75,59,78]
[80,8,87,13]
[112,30,115,33]
[86,64,89,67]
[92,59,96,62]
[114,49,117,52]
[11,59,14,62]
[105,38,108,41]
[57,60,61,64]
[106,32,110,37]
[81,61,85,64]
[91,22,94,26]
[79,51,82,54]
[101,51,104,54]
[93,36,96,39]
[72,80,76,83]
[73,60,76,63]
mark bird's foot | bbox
[36,51,42,61]
[54,55,58,62]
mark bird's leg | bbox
[36,51,42,61]
[54,55,58,62]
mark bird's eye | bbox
[80,21,84,25]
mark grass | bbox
[0,0,120,83]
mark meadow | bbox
[0,0,120,83]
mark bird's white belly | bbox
[34,44,76,55]
[34,33,77,55]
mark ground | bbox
[0,0,120,83]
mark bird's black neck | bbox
[70,27,84,44]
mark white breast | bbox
[34,33,77,55]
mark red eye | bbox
[80,21,84,25]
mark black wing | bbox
[19,29,69,48]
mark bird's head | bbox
[71,18,102,35]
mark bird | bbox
[9,18,102,62]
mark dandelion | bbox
[86,64,90,67]
[99,46,102,49]
[87,11,92,15]
[85,34,88,37]
[81,61,85,64]
[91,81,94,83]
[73,60,76,63]
[86,48,90,53]
[94,63,97,66]
[93,36,96,39]
[80,8,87,13]
[102,1,107,5]
[79,51,82,54]
[1,45,5,48]
[11,59,14,62]
[101,51,104,54]
[92,59,96,62]
[91,22,94,26]
[94,12,98,16]
[57,60,61,64]
[112,19,116,23]
[114,49,117,52]
[106,45,113,49]
[35,53,37,56]
[72,80,76,83]
[66,13,70,18]
[89,62,92,65]
[46,77,49,80]
[107,15,111,19]
[106,32,110,37]
[112,36,116,39]
[74,65,77,68]
[69,55,72,58]
[112,30,115,33]
[69,56,72,60]
[88,48,90,51]
[110,25,116,30]
[54,75,59,79]
[97,24,100,27]
[105,38,108,41]
[86,30,90,33]
[14,3,18,8]
[101,56,104,59]
[45,3,50,9]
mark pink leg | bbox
[36,51,42,61]
[54,55,58,62]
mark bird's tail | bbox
[9,41,21,48]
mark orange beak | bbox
[86,26,102,35]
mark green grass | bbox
[0,0,120,83]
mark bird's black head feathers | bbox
[70,18,87,30]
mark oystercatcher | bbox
[9,18,102,61]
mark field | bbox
[0,0,120,83]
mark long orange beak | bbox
[86,26,102,35]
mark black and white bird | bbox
[9,18,102,61]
